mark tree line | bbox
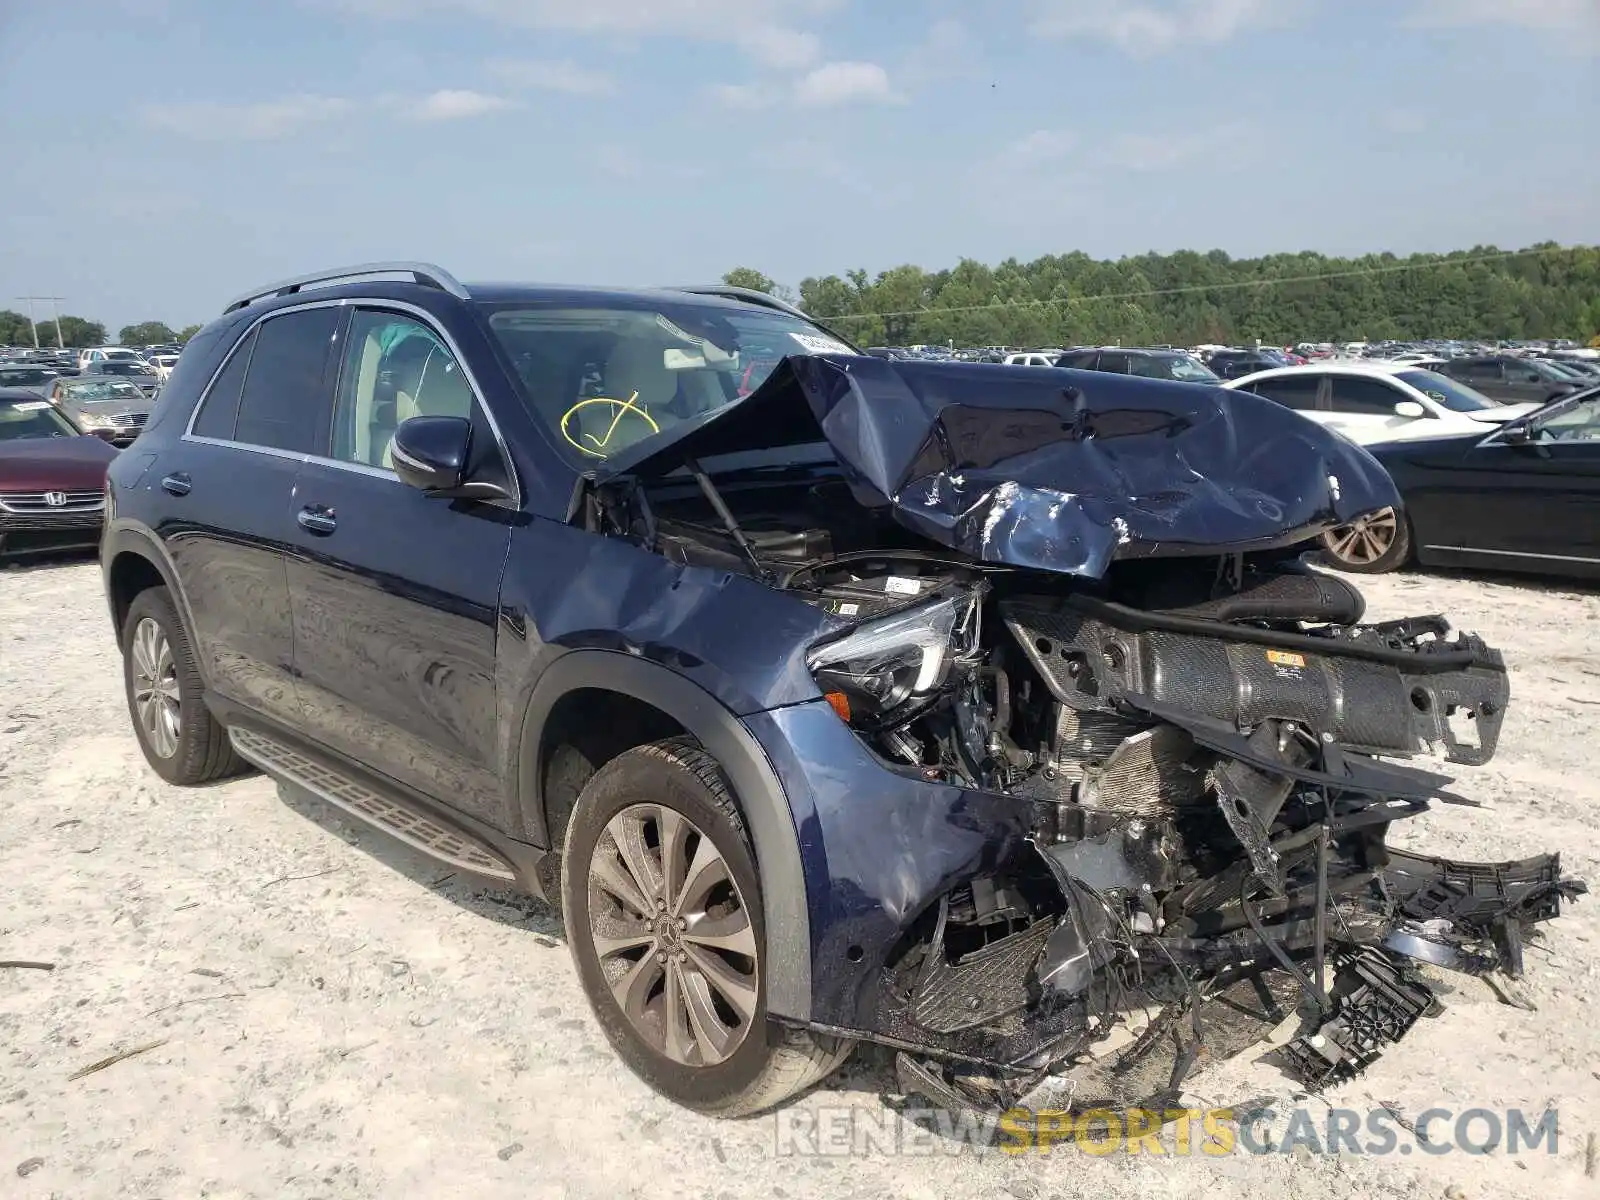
[0,314,203,350]
[7,242,1596,352]
[725,242,1600,348]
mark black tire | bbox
[561,738,852,1116]
[121,586,247,785]
[1320,506,1412,574]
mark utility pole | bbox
[16,296,39,349]
[17,296,67,349]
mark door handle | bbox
[160,472,191,496]
[297,505,337,535]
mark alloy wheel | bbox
[586,804,760,1067]
[131,617,181,759]
[1324,506,1399,566]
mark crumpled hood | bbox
[597,355,1401,579]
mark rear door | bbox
[1243,373,1325,418]
[284,306,514,826]
[163,307,340,729]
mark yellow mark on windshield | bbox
[559,392,660,459]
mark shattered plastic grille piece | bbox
[1283,948,1434,1089]
[909,918,1055,1035]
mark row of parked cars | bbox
[0,345,175,558]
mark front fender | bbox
[513,649,813,1021]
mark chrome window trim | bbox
[181,296,522,507]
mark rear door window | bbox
[232,307,341,455]
[191,328,257,440]
[1249,375,1322,411]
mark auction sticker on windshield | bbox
[10,401,49,411]
[791,332,855,356]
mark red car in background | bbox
[0,388,119,560]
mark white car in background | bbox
[1221,362,1538,446]
[147,353,181,380]
[77,346,144,372]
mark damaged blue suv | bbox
[103,263,1582,1116]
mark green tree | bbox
[0,309,103,348]
[177,324,203,343]
[720,267,795,304]
[759,243,1599,347]
[119,321,179,346]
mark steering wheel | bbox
[559,392,660,459]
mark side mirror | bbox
[1393,400,1426,419]
[1501,421,1534,445]
[391,415,470,493]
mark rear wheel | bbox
[1320,506,1410,574]
[121,587,246,784]
[561,739,851,1115]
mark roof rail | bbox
[222,262,469,314]
[669,284,812,323]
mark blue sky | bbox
[1,0,1596,331]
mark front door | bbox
[284,307,514,826]
[1322,375,1430,443]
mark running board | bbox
[230,727,517,882]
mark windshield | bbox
[1396,369,1498,413]
[97,361,155,377]
[481,299,856,462]
[0,399,78,440]
[66,380,146,401]
[1164,355,1221,382]
[100,349,139,361]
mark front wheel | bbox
[1320,506,1411,574]
[561,739,852,1116]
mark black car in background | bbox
[1053,346,1219,383]
[1207,349,1290,380]
[1322,385,1600,576]
[1432,354,1584,406]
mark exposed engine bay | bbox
[577,354,1586,1113]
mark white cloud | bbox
[1030,0,1296,55]
[485,58,617,95]
[328,0,834,67]
[406,89,515,120]
[736,24,821,69]
[139,94,352,139]
[706,82,778,109]
[1010,129,1078,159]
[793,61,895,107]
[1407,0,1600,50]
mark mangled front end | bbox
[589,355,1585,1109]
[807,562,1580,1110]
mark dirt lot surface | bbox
[2,556,1598,1198]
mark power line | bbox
[818,246,1571,324]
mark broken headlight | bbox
[807,592,978,724]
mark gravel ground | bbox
[2,556,1598,1199]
